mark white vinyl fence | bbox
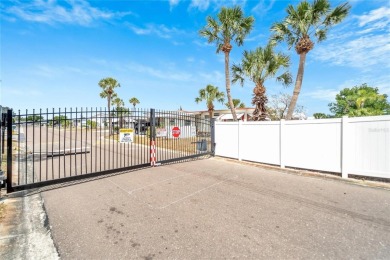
[215,115,390,179]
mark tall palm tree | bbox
[195,84,225,119]
[225,99,245,109]
[271,0,350,119]
[232,42,292,121]
[200,6,254,121]
[129,97,140,108]
[99,77,120,134]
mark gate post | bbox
[6,109,13,193]
[150,109,156,166]
[210,118,215,156]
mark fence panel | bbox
[240,122,280,165]
[348,116,390,178]
[215,115,390,179]
[215,122,239,159]
[152,109,211,165]
[284,120,342,173]
[9,108,151,191]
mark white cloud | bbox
[32,65,63,78]
[304,89,340,102]
[169,0,180,10]
[126,62,192,82]
[199,70,224,83]
[305,74,390,102]
[356,6,390,29]
[251,0,275,16]
[193,39,213,48]
[6,0,131,26]
[245,32,266,42]
[315,34,390,69]
[127,23,185,39]
[188,0,247,12]
[3,87,43,97]
[28,64,98,78]
[189,0,210,11]
[313,6,390,70]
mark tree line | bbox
[98,77,141,134]
[314,84,390,119]
[195,0,389,120]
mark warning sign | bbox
[156,128,167,137]
[119,129,134,143]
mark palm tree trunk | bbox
[108,96,112,135]
[286,53,307,120]
[208,109,213,119]
[225,51,237,121]
[252,86,268,121]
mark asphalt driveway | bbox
[42,158,390,259]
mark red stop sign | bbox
[172,126,181,138]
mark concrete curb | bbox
[213,156,390,191]
[0,192,59,259]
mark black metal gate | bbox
[2,108,213,192]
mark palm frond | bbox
[270,21,297,49]
[200,6,253,54]
[234,41,292,94]
[276,72,293,87]
[324,2,350,26]
[315,28,327,42]
[195,84,225,108]
[231,64,245,86]
[312,0,330,23]
[271,0,349,54]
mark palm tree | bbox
[129,97,140,108]
[271,0,350,120]
[112,97,124,108]
[99,77,120,134]
[195,84,225,119]
[112,97,125,130]
[225,99,245,109]
[232,42,292,121]
[200,6,254,121]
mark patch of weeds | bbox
[0,201,6,223]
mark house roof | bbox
[217,113,245,121]
[184,108,254,114]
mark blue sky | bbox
[1,0,389,116]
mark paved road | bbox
[42,158,390,259]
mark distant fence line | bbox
[215,115,390,179]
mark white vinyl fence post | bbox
[280,119,285,168]
[341,116,349,178]
[238,120,242,161]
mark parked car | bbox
[134,121,150,134]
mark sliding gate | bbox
[3,108,213,192]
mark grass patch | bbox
[0,202,6,222]
[105,134,209,153]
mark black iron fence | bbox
[4,108,213,192]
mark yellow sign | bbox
[119,128,134,143]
